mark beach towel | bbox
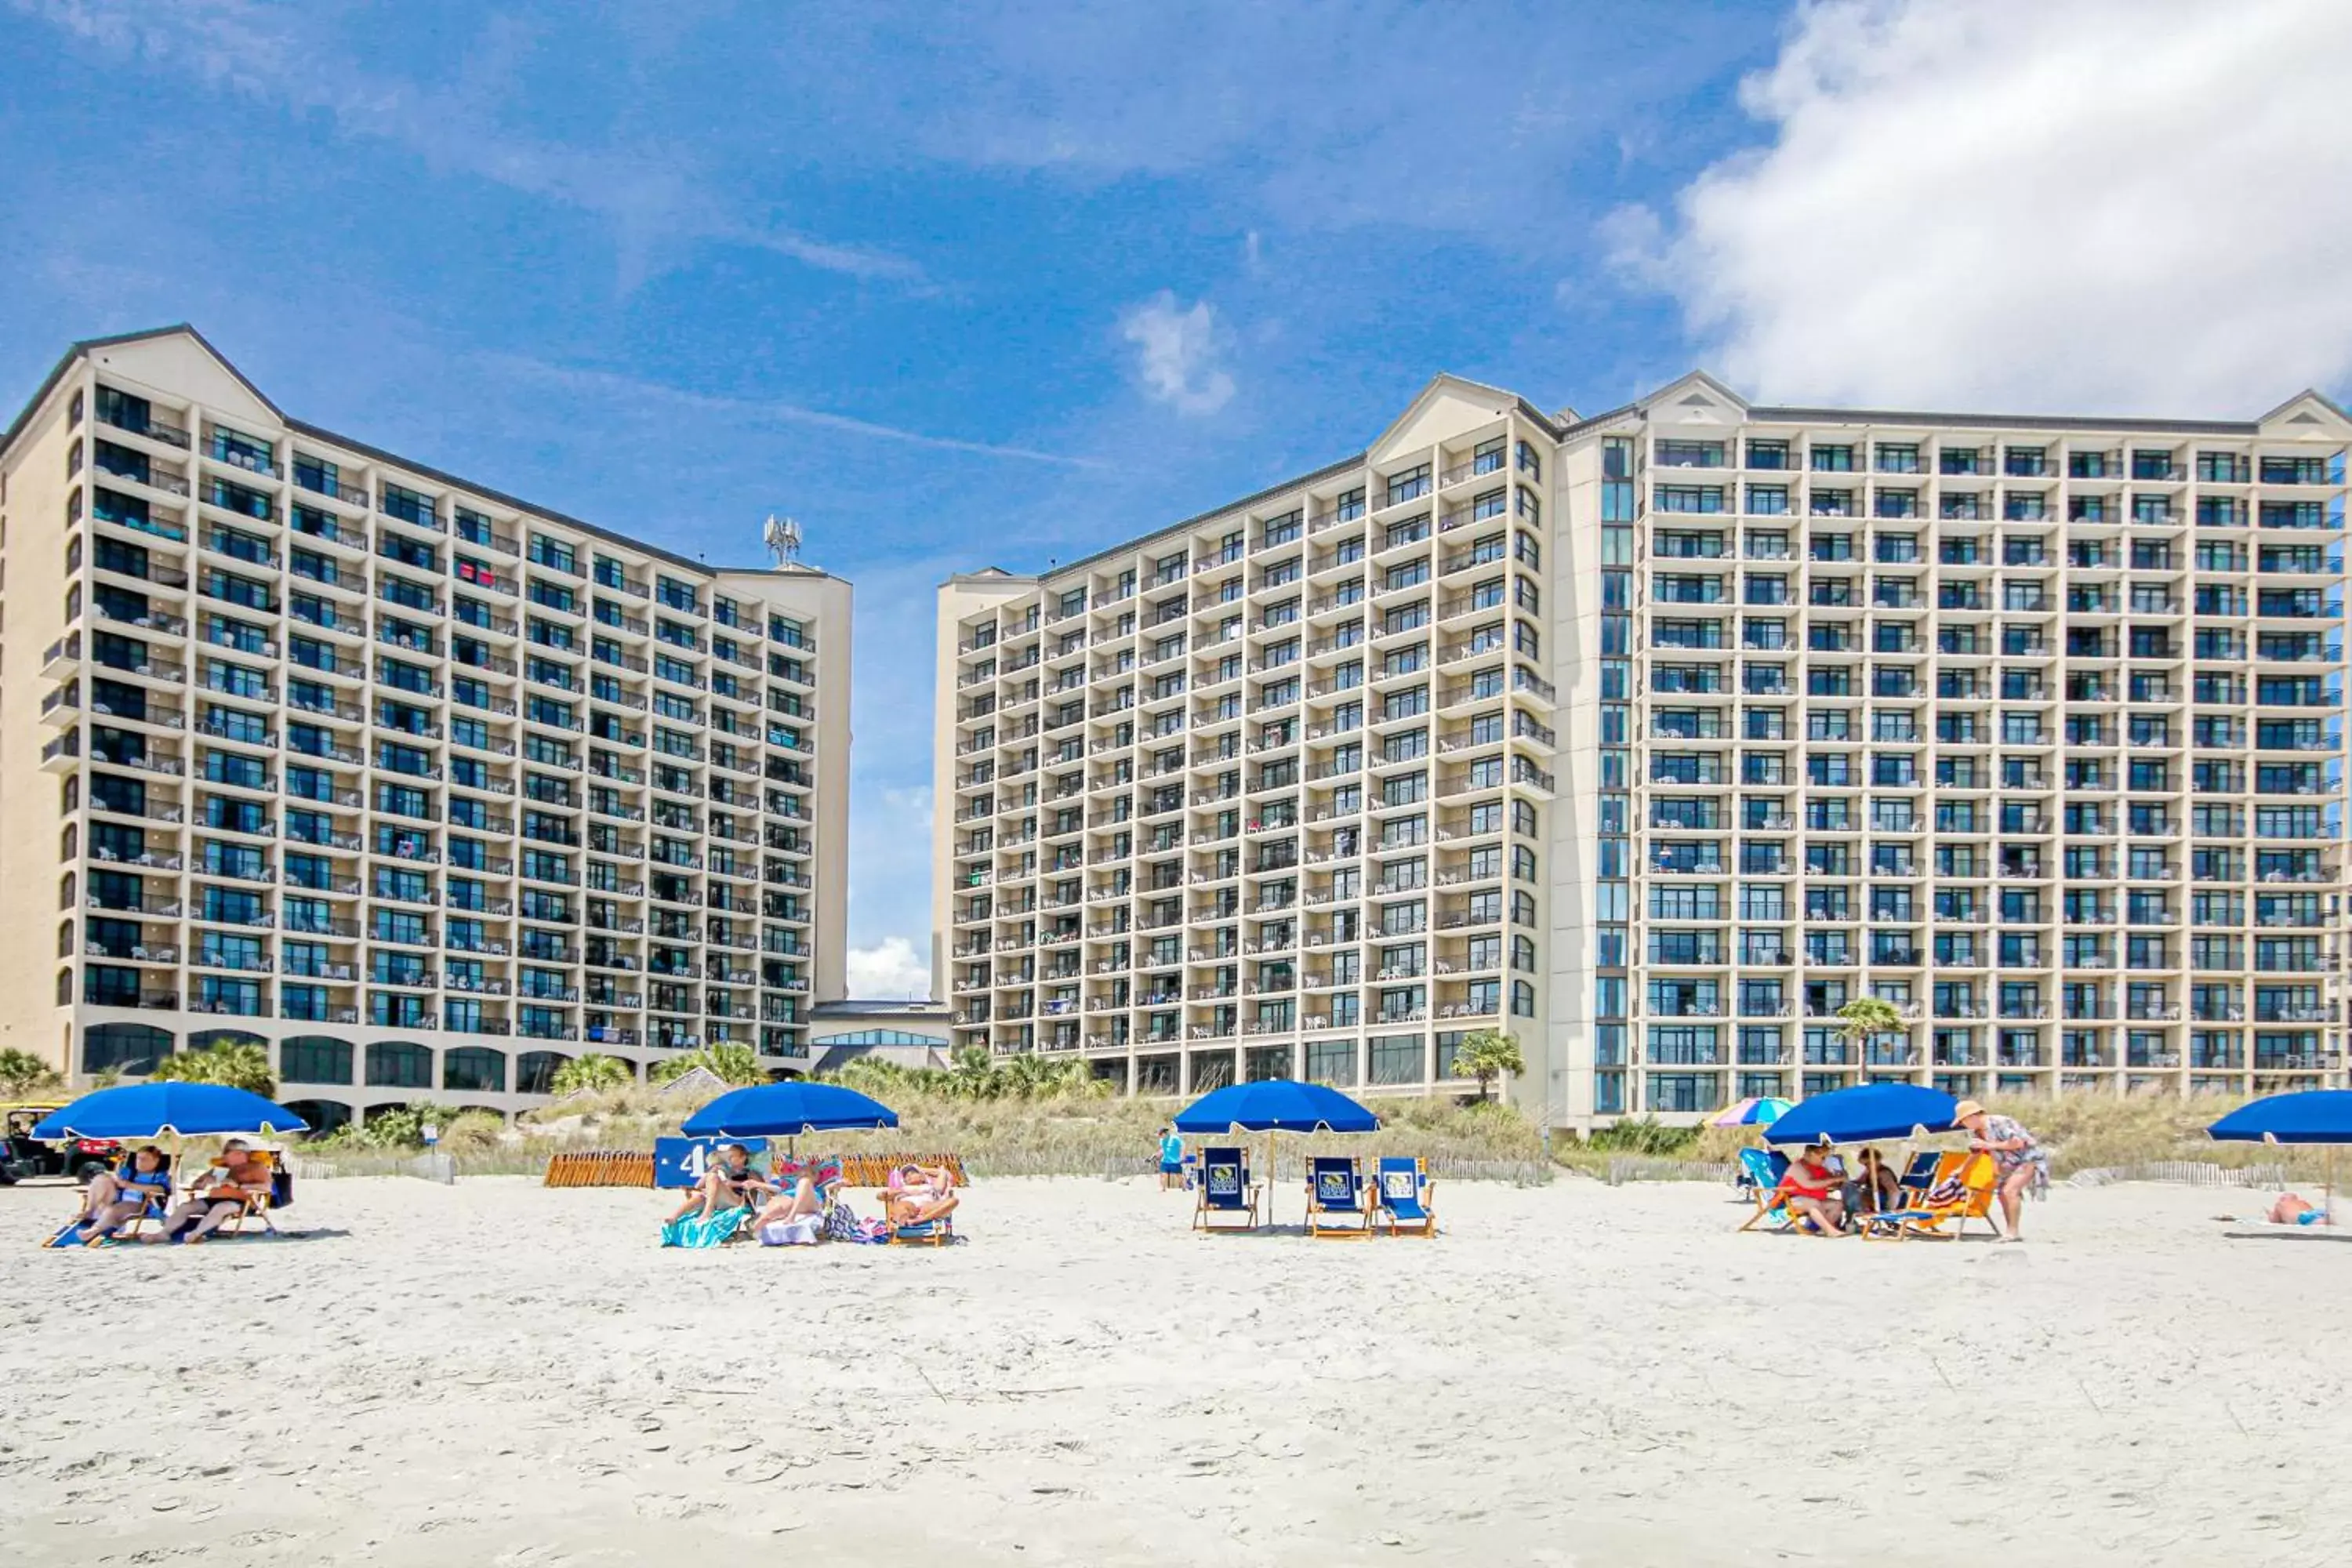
[661,1208,747,1248]
[825,1198,890,1243]
[758,1214,822,1247]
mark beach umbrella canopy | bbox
[1173,1079,1378,1135]
[1713,1096,1793,1128]
[2208,1091,2352,1145]
[30,1083,308,1141]
[681,1081,899,1139]
[1762,1083,1958,1147]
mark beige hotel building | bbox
[935,374,2350,1124]
[0,327,851,1129]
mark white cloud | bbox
[845,936,933,1000]
[1617,0,2352,414]
[1120,292,1236,416]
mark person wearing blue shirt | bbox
[1158,1127,1185,1189]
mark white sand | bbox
[3,1172,2350,1566]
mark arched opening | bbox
[514,1051,570,1097]
[365,1040,434,1089]
[441,1046,506,1094]
[82,1021,172,1076]
[281,1036,355,1087]
[281,1098,354,1136]
[189,1027,267,1054]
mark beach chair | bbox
[1192,1146,1261,1232]
[43,1155,174,1247]
[884,1163,958,1246]
[1373,1156,1437,1238]
[1869,1152,1998,1241]
[1734,1149,1793,1232]
[210,1149,292,1237]
[1305,1156,1373,1239]
[1858,1151,1946,1240]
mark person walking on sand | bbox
[1953,1099,2051,1242]
[1158,1126,1185,1190]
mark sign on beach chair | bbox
[654,1137,771,1189]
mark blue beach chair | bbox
[1305,1156,1372,1239]
[44,1154,174,1248]
[1374,1156,1437,1237]
[1192,1147,1262,1232]
[1734,1148,1793,1232]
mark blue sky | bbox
[8,0,2348,994]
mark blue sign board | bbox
[653,1136,770,1189]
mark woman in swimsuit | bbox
[662,1143,765,1226]
[74,1145,171,1245]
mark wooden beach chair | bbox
[1304,1156,1373,1239]
[1373,1156,1437,1238]
[883,1162,958,1246]
[1192,1146,1262,1232]
[212,1149,291,1237]
[1859,1150,1946,1240]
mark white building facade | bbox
[936,374,2350,1124]
[0,328,853,1128]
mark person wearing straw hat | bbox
[1953,1101,2050,1242]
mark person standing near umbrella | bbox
[1953,1100,2050,1242]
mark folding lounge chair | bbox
[1734,1149,1793,1232]
[1305,1156,1373,1239]
[43,1155,174,1247]
[1859,1150,1946,1240]
[216,1150,292,1237]
[1192,1146,1262,1232]
[1374,1156,1437,1237]
[1871,1152,1999,1241]
[885,1163,957,1246]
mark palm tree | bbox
[1454,1029,1525,1102]
[1835,996,1907,1065]
[550,1054,633,1095]
[0,1047,62,1099]
[147,1040,276,1098]
[945,1045,1004,1101]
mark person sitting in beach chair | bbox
[754,1156,848,1246]
[143,1141,273,1246]
[1871,1152,2000,1242]
[1192,1146,1261,1232]
[1853,1146,1903,1215]
[660,1143,765,1247]
[1305,1156,1372,1239]
[1373,1156,1437,1238]
[1775,1146,1847,1236]
[885,1162,960,1245]
[50,1146,172,1248]
[1857,1150,1945,1239]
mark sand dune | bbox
[2,1174,2347,1566]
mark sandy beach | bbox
[3,1172,2348,1567]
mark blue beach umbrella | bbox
[1174,1079,1378,1226]
[31,1083,308,1142]
[1762,1083,1958,1148]
[681,1081,900,1140]
[2209,1091,2352,1145]
[2210,1091,2352,1220]
[1174,1078,1380,1135]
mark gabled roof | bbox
[2,324,850,584]
[1,323,289,454]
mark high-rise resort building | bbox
[935,373,2351,1126]
[0,327,851,1131]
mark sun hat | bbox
[1951,1099,1987,1123]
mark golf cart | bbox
[1,1104,122,1184]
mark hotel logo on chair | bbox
[1208,1164,1243,1198]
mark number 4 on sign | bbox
[678,1142,709,1181]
